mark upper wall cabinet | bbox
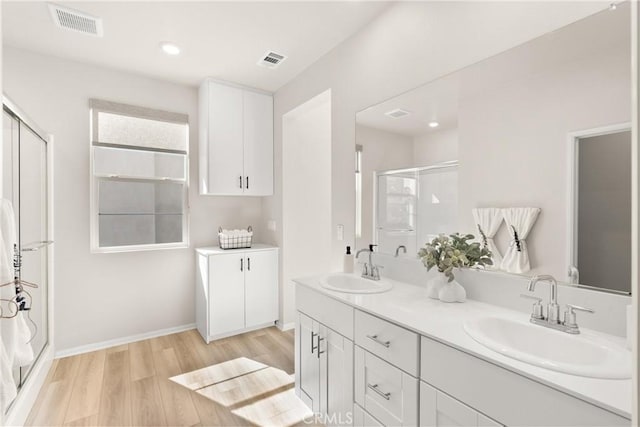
[199,79,274,196]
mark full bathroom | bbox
[0,1,638,426]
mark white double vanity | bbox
[294,274,630,426]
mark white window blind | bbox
[89,99,189,252]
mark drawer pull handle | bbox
[366,334,390,348]
[367,383,391,400]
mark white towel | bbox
[500,207,541,274]
[0,199,34,377]
[471,208,504,266]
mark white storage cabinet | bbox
[199,79,273,196]
[196,245,278,342]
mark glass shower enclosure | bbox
[375,162,458,256]
[1,98,51,415]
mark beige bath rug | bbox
[170,357,312,427]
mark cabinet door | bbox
[208,253,245,336]
[319,325,354,426]
[244,249,278,327]
[299,313,321,413]
[207,82,244,195]
[242,90,273,196]
[420,382,501,427]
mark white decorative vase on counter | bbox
[438,278,466,303]
[427,273,467,302]
[426,274,447,299]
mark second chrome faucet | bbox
[356,244,382,281]
[522,274,594,334]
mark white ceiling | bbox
[357,74,461,137]
[2,1,390,91]
[356,2,629,137]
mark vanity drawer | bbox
[353,404,384,427]
[355,310,419,375]
[355,346,418,426]
[420,336,629,426]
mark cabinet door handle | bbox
[246,176,249,189]
[366,334,390,348]
[239,175,243,189]
[240,258,244,272]
[311,332,318,354]
[247,257,251,271]
[316,336,325,359]
[367,383,391,400]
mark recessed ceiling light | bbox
[429,121,440,128]
[160,42,180,56]
[609,2,617,10]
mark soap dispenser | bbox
[343,246,354,274]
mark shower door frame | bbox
[2,95,55,426]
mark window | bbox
[355,145,363,238]
[90,99,189,252]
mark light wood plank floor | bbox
[26,327,296,426]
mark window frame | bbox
[89,99,190,253]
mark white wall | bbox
[281,91,332,326]
[413,128,459,166]
[3,47,264,352]
[264,1,610,325]
[355,124,413,250]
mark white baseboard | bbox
[277,321,295,331]
[55,323,196,358]
[5,344,54,427]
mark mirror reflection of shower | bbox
[1,99,50,414]
[373,162,458,257]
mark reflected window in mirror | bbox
[569,126,631,294]
[355,144,363,239]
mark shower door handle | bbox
[21,241,54,252]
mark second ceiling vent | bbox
[48,3,104,37]
[257,51,287,69]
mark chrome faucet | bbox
[528,275,560,323]
[522,274,594,334]
[356,244,382,281]
[395,245,407,257]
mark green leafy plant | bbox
[418,233,493,282]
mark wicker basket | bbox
[218,226,253,250]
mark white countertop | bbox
[196,244,278,255]
[293,273,632,419]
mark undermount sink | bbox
[320,274,393,294]
[464,316,631,379]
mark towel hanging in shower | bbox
[471,208,504,266]
[500,207,541,274]
[0,199,35,369]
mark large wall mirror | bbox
[355,3,631,294]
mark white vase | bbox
[426,274,447,299]
[438,279,467,303]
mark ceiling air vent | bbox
[258,51,287,69]
[48,3,104,37]
[385,108,411,119]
